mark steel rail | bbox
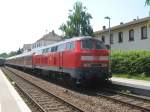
[3,67,84,112]
[96,88,150,112]
[2,68,47,112]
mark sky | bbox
[0,0,149,53]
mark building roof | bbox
[36,30,62,42]
[23,44,32,49]
[95,16,150,35]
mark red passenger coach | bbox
[6,36,112,84]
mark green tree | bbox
[0,48,22,58]
[16,48,22,54]
[59,1,93,38]
[0,53,8,58]
[145,0,150,5]
[145,0,150,26]
[8,51,17,57]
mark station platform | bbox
[111,77,150,90]
[0,69,31,112]
[111,77,150,96]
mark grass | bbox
[113,73,150,81]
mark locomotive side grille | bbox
[83,63,108,67]
[91,63,107,67]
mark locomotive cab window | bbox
[81,39,93,49]
[95,41,106,49]
[81,39,106,50]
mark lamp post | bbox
[104,16,111,76]
[104,16,111,49]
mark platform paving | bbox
[0,69,31,112]
[111,77,150,91]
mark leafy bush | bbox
[111,51,150,76]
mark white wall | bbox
[96,21,150,51]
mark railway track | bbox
[95,87,150,112]
[2,67,84,112]
[2,66,150,112]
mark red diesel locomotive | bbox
[6,36,112,84]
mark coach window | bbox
[118,32,123,43]
[55,46,58,52]
[141,26,147,39]
[46,48,49,53]
[62,43,66,51]
[66,42,70,50]
[66,42,75,50]
[42,49,44,54]
[58,44,65,52]
[42,49,46,54]
[51,46,58,52]
[40,49,43,54]
[51,47,55,52]
[70,42,75,49]
[48,47,51,52]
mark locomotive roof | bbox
[7,36,93,60]
[45,36,92,47]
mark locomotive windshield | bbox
[81,38,106,50]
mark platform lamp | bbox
[104,16,112,76]
[104,16,111,49]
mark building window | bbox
[110,33,113,44]
[141,26,147,39]
[129,29,134,41]
[101,35,105,43]
[118,32,123,43]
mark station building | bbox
[95,16,150,51]
[22,30,62,52]
[22,44,32,52]
[31,30,62,49]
